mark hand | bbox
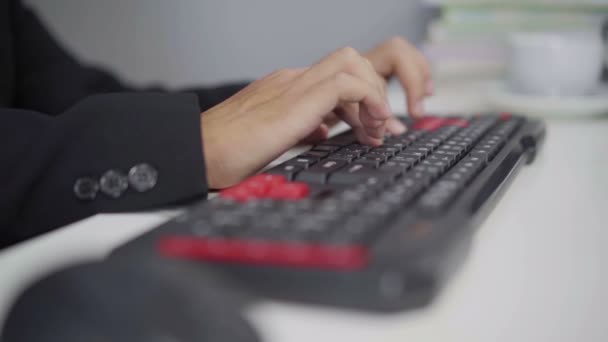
[302,37,433,144]
[364,37,433,118]
[202,47,394,188]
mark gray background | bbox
[26,0,433,87]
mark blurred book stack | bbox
[422,0,608,79]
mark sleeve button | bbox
[128,163,158,192]
[99,170,129,198]
[73,177,100,201]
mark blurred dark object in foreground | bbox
[1,260,259,342]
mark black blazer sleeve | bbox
[0,1,248,247]
[0,93,208,247]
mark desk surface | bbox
[1,83,607,342]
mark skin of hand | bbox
[201,38,432,189]
[301,37,433,144]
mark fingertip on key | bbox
[425,81,435,96]
[415,101,426,117]
[387,119,407,135]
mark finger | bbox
[334,104,367,144]
[335,103,384,145]
[366,37,429,118]
[290,72,391,146]
[295,47,387,101]
[322,112,342,129]
[300,124,330,145]
[364,57,387,100]
[392,56,426,118]
[386,117,407,135]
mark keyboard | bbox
[111,113,546,312]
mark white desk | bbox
[1,83,607,342]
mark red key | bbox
[219,174,288,201]
[219,187,258,202]
[412,117,445,131]
[267,182,310,200]
[158,237,368,270]
[245,174,287,188]
[241,174,287,197]
[444,118,469,128]
[500,112,512,121]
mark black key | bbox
[325,134,357,146]
[312,145,341,153]
[446,170,470,184]
[422,159,449,172]
[409,146,432,156]
[445,159,484,184]
[406,131,426,141]
[458,160,484,175]
[286,156,318,168]
[404,170,434,187]
[412,165,442,180]
[371,147,399,156]
[469,149,492,162]
[452,136,474,144]
[357,155,386,167]
[328,153,357,163]
[295,160,347,184]
[385,136,415,147]
[418,180,462,215]
[301,150,329,160]
[266,163,304,180]
[467,155,485,165]
[426,155,452,164]
[418,141,439,150]
[344,144,372,154]
[393,156,419,165]
[329,163,379,185]
[380,161,411,175]
[383,141,409,151]
[434,149,460,158]
[493,119,521,138]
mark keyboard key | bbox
[371,147,400,156]
[418,180,462,214]
[357,155,385,168]
[468,151,489,162]
[383,141,409,151]
[266,164,304,180]
[443,118,469,128]
[381,161,413,173]
[219,187,259,203]
[296,160,348,184]
[344,144,372,154]
[158,237,368,270]
[408,146,432,157]
[325,134,357,146]
[413,117,445,131]
[329,163,378,185]
[287,156,318,168]
[329,153,358,162]
[242,174,287,196]
[301,151,329,160]
[267,182,310,200]
[312,145,341,153]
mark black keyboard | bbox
[111,113,546,312]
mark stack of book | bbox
[422,0,608,79]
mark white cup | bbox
[507,30,606,96]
